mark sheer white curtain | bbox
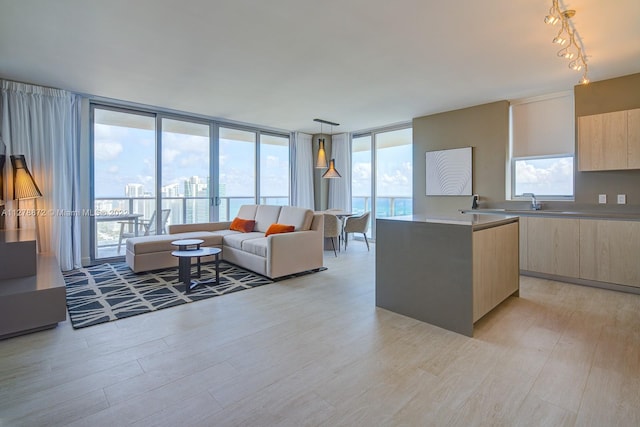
[1,80,81,270]
[291,132,315,209]
[328,133,352,211]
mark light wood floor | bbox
[1,242,639,426]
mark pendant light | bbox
[322,159,342,178]
[313,119,342,179]
[315,121,328,169]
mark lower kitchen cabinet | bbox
[579,219,640,288]
[525,217,580,278]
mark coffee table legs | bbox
[178,256,192,291]
[177,251,220,294]
[193,252,220,290]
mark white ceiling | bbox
[1,0,639,133]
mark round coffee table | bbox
[171,247,222,294]
[171,239,204,250]
[171,239,205,278]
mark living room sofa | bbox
[125,205,324,279]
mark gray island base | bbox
[376,214,519,337]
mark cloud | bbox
[515,158,573,195]
[163,149,180,164]
[94,141,123,161]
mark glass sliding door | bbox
[375,127,413,218]
[259,134,290,206]
[351,126,412,241]
[161,118,211,228]
[92,107,156,259]
[218,127,256,220]
[91,104,293,261]
[351,135,372,216]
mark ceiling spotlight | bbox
[552,36,567,45]
[558,50,575,59]
[544,14,560,25]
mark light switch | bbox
[598,194,607,204]
[617,194,626,204]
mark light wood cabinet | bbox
[628,108,640,169]
[579,219,640,288]
[519,217,528,270]
[473,221,519,322]
[578,108,640,171]
[525,217,580,278]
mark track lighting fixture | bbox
[544,0,590,85]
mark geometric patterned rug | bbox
[63,261,273,329]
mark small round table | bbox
[171,247,222,294]
[171,239,204,278]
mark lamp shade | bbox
[322,159,342,179]
[316,138,328,169]
[0,137,5,205]
[11,155,42,200]
[0,154,5,206]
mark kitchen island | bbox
[376,214,519,336]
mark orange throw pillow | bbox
[265,223,295,237]
[230,217,256,233]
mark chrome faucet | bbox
[522,193,541,210]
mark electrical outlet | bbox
[617,194,626,204]
[598,194,607,204]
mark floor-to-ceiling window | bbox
[351,134,372,216]
[351,125,412,239]
[92,107,157,259]
[91,104,289,260]
[161,118,211,226]
[259,133,290,206]
[218,127,256,221]
[375,127,413,217]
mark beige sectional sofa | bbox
[125,204,324,279]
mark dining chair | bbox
[343,211,370,251]
[323,213,342,257]
[117,209,171,254]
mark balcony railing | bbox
[93,195,409,259]
[93,196,288,259]
[351,196,412,217]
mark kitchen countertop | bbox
[460,209,640,221]
[378,214,518,230]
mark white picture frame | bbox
[426,147,472,196]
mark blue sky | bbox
[94,124,289,198]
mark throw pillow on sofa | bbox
[265,223,295,236]
[230,217,256,233]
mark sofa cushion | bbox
[127,231,224,255]
[242,237,268,258]
[230,217,256,233]
[237,204,258,220]
[223,232,265,250]
[277,206,314,231]
[265,223,295,237]
[254,205,282,232]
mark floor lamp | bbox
[11,155,43,249]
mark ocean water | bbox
[352,197,412,217]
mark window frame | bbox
[511,153,575,201]
[89,100,291,261]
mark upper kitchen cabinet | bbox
[578,108,640,171]
[628,108,640,169]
